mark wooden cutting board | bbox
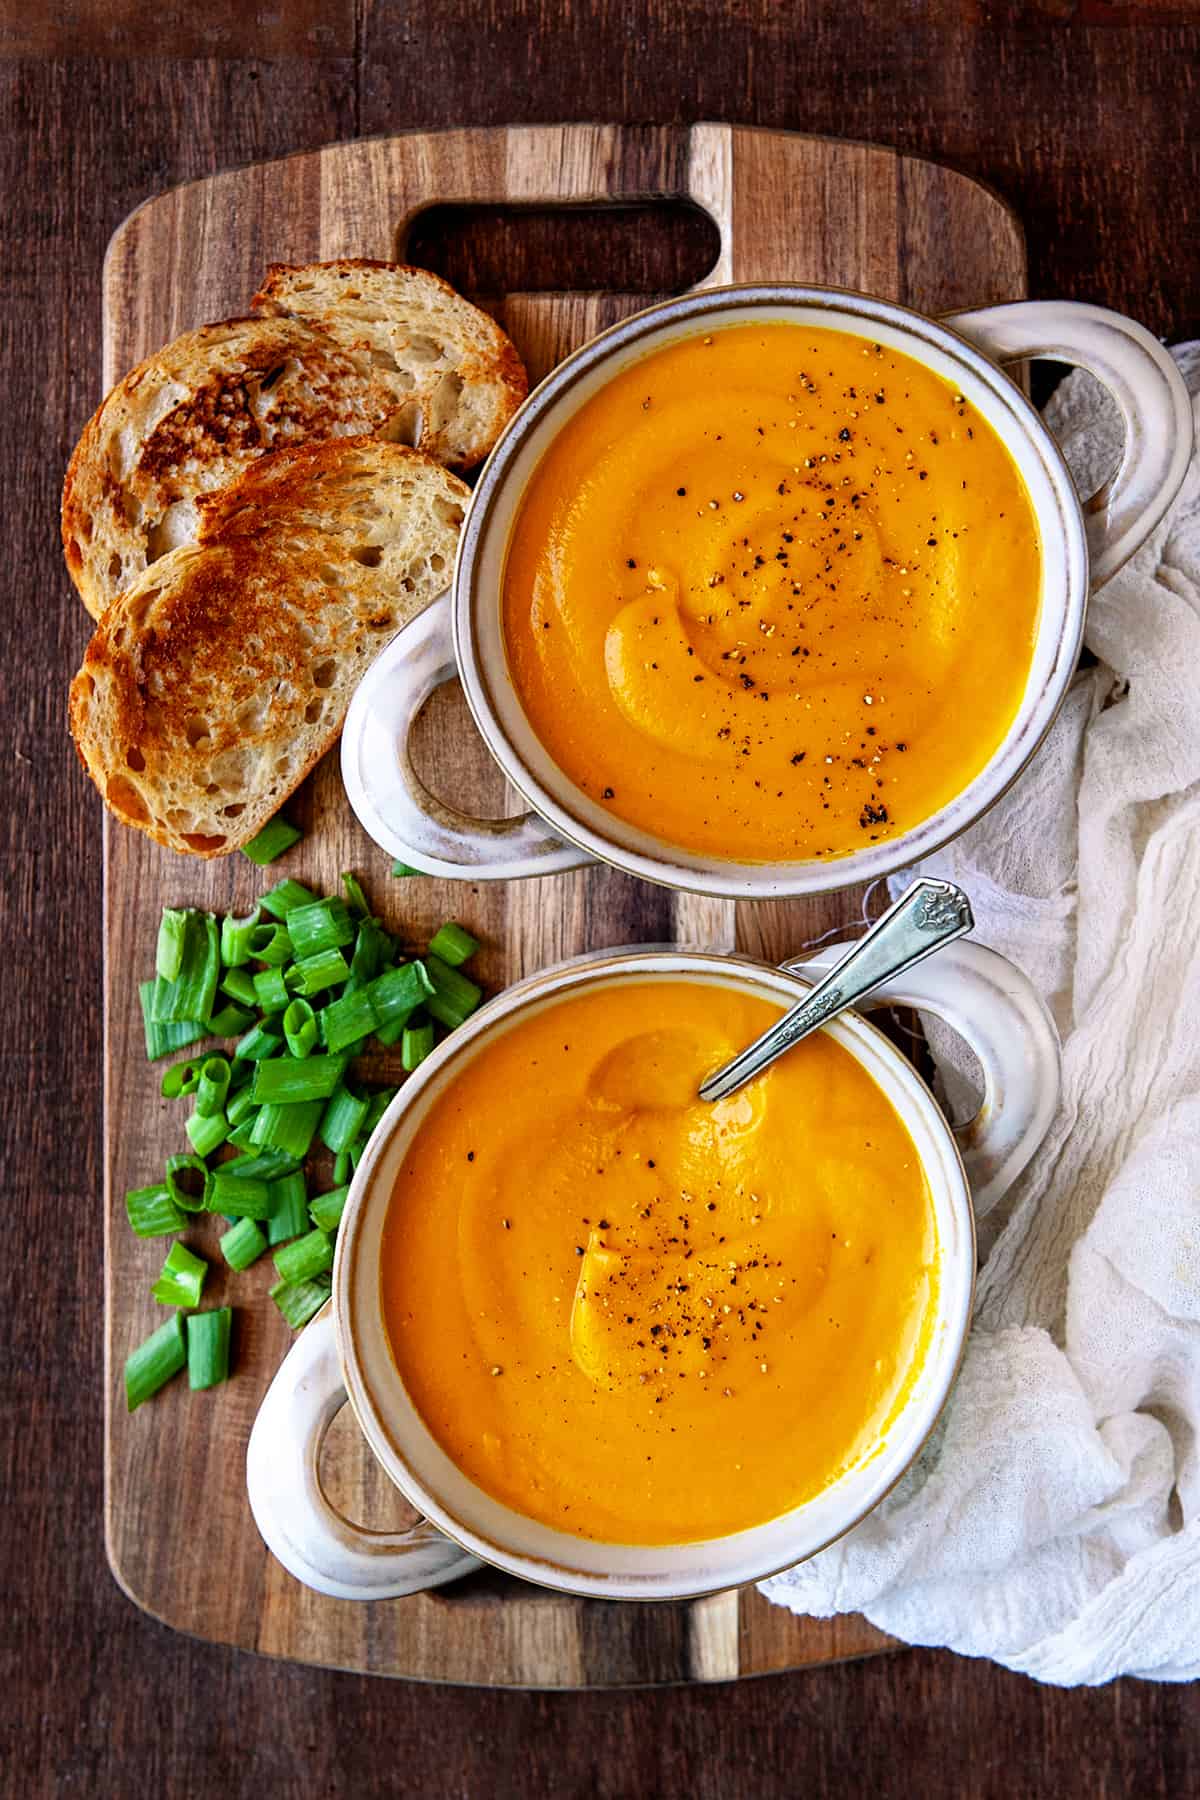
[100,123,1024,1687]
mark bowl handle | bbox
[246,1303,481,1600]
[942,300,1191,590]
[785,937,1060,1219]
[341,590,592,880]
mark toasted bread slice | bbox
[62,315,400,621]
[68,440,468,857]
[252,260,527,472]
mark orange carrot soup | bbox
[380,979,938,1545]
[502,323,1041,863]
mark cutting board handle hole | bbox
[402,201,721,298]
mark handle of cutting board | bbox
[246,1304,481,1600]
[341,591,591,880]
[943,300,1192,588]
[784,936,1061,1220]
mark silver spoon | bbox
[698,877,975,1102]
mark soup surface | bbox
[381,977,938,1545]
[502,322,1041,863]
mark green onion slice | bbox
[332,1149,352,1186]
[156,908,189,981]
[220,907,261,968]
[260,878,316,921]
[391,861,420,878]
[270,1273,332,1330]
[223,1147,300,1181]
[140,982,206,1061]
[160,1058,204,1100]
[151,1240,207,1307]
[273,1229,334,1285]
[125,1313,187,1409]
[207,1002,255,1039]
[320,1082,369,1154]
[185,1108,229,1157]
[252,965,290,1015]
[427,922,479,967]
[195,1055,232,1117]
[250,1054,347,1106]
[249,1100,324,1158]
[286,947,350,997]
[125,1182,186,1238]
[402,1019,435,1072]
[320,987,378,1056]
[219,967,259,1008]
[219,1216,268,1271]
[341,871,371,919]
[241,816,302,866]
[165,1153,208,1214]
[151,911,220,1024]
[367,961,434,1030]
[225,1083,258,1128]
[248,921,293,966]
[204,1168,271,1220]
[283,997,318,1059]
[267,1170,309,1246]
[424,953,482,1029]
[309,1185,349,1233]
[286,898,355,960]
[233,1020,283,1062]
[187,1308,233,1390]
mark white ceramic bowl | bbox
[342,286,1191,898]
[247,936,1060,1602]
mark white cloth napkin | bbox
[761,346,1200,1686]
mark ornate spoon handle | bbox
[698,878,975,1102]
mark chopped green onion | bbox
[309,1185,349,1233]
[260,878,316,920]
[252,966,290,1014]
[140,981,206,1061]
[195,1055,232,1117]
[219,1216,268,1271]
[219,967,259,1008]
[151,1240,207,1307]
[233,1020,282,1062]
[286,947,350,997]
[227,1118,260,1150]
[345,917,390,993]
[220,907,262,968]
[428,922,479,967]
[320,1082,369,1154]
[333,1149,352,1185]
[156,908,189,981]
[286,898,355,959]
[362,1087,398,1137]
[402,1019,435,1072]
[248,921,293,966]
[424,954,482,1029]
[204,1168,270,1219]
[250,1054,347,1105]
[282,997,318,1059]
[249,1100,324,1158]
[267,1171,309,1245]
[207,1002,255,1039]
[226,1083,258,1128]
[349,1139,366,1170]
[187,1307,232,1389]
[391,860,420,878]
[320,987,379,1056]
[125,1313,187,1409]
[223,1148,300,1181]
[341,871,372,918]
[165,1153,208,1213]
[367,960,434,1030]
[373,1017,406,1047]
[151,911,220,1024]
[241,816,302,866]
[273,1229,334,1285]
[125,1182,186,1237]
[270,1272,331,1330]
[185,1108,229,1157]
[160,1057,204,1100]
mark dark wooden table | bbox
[4,3,1199,1794]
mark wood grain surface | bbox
[102,121,1023,1686]
[5,2,1200,1793]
